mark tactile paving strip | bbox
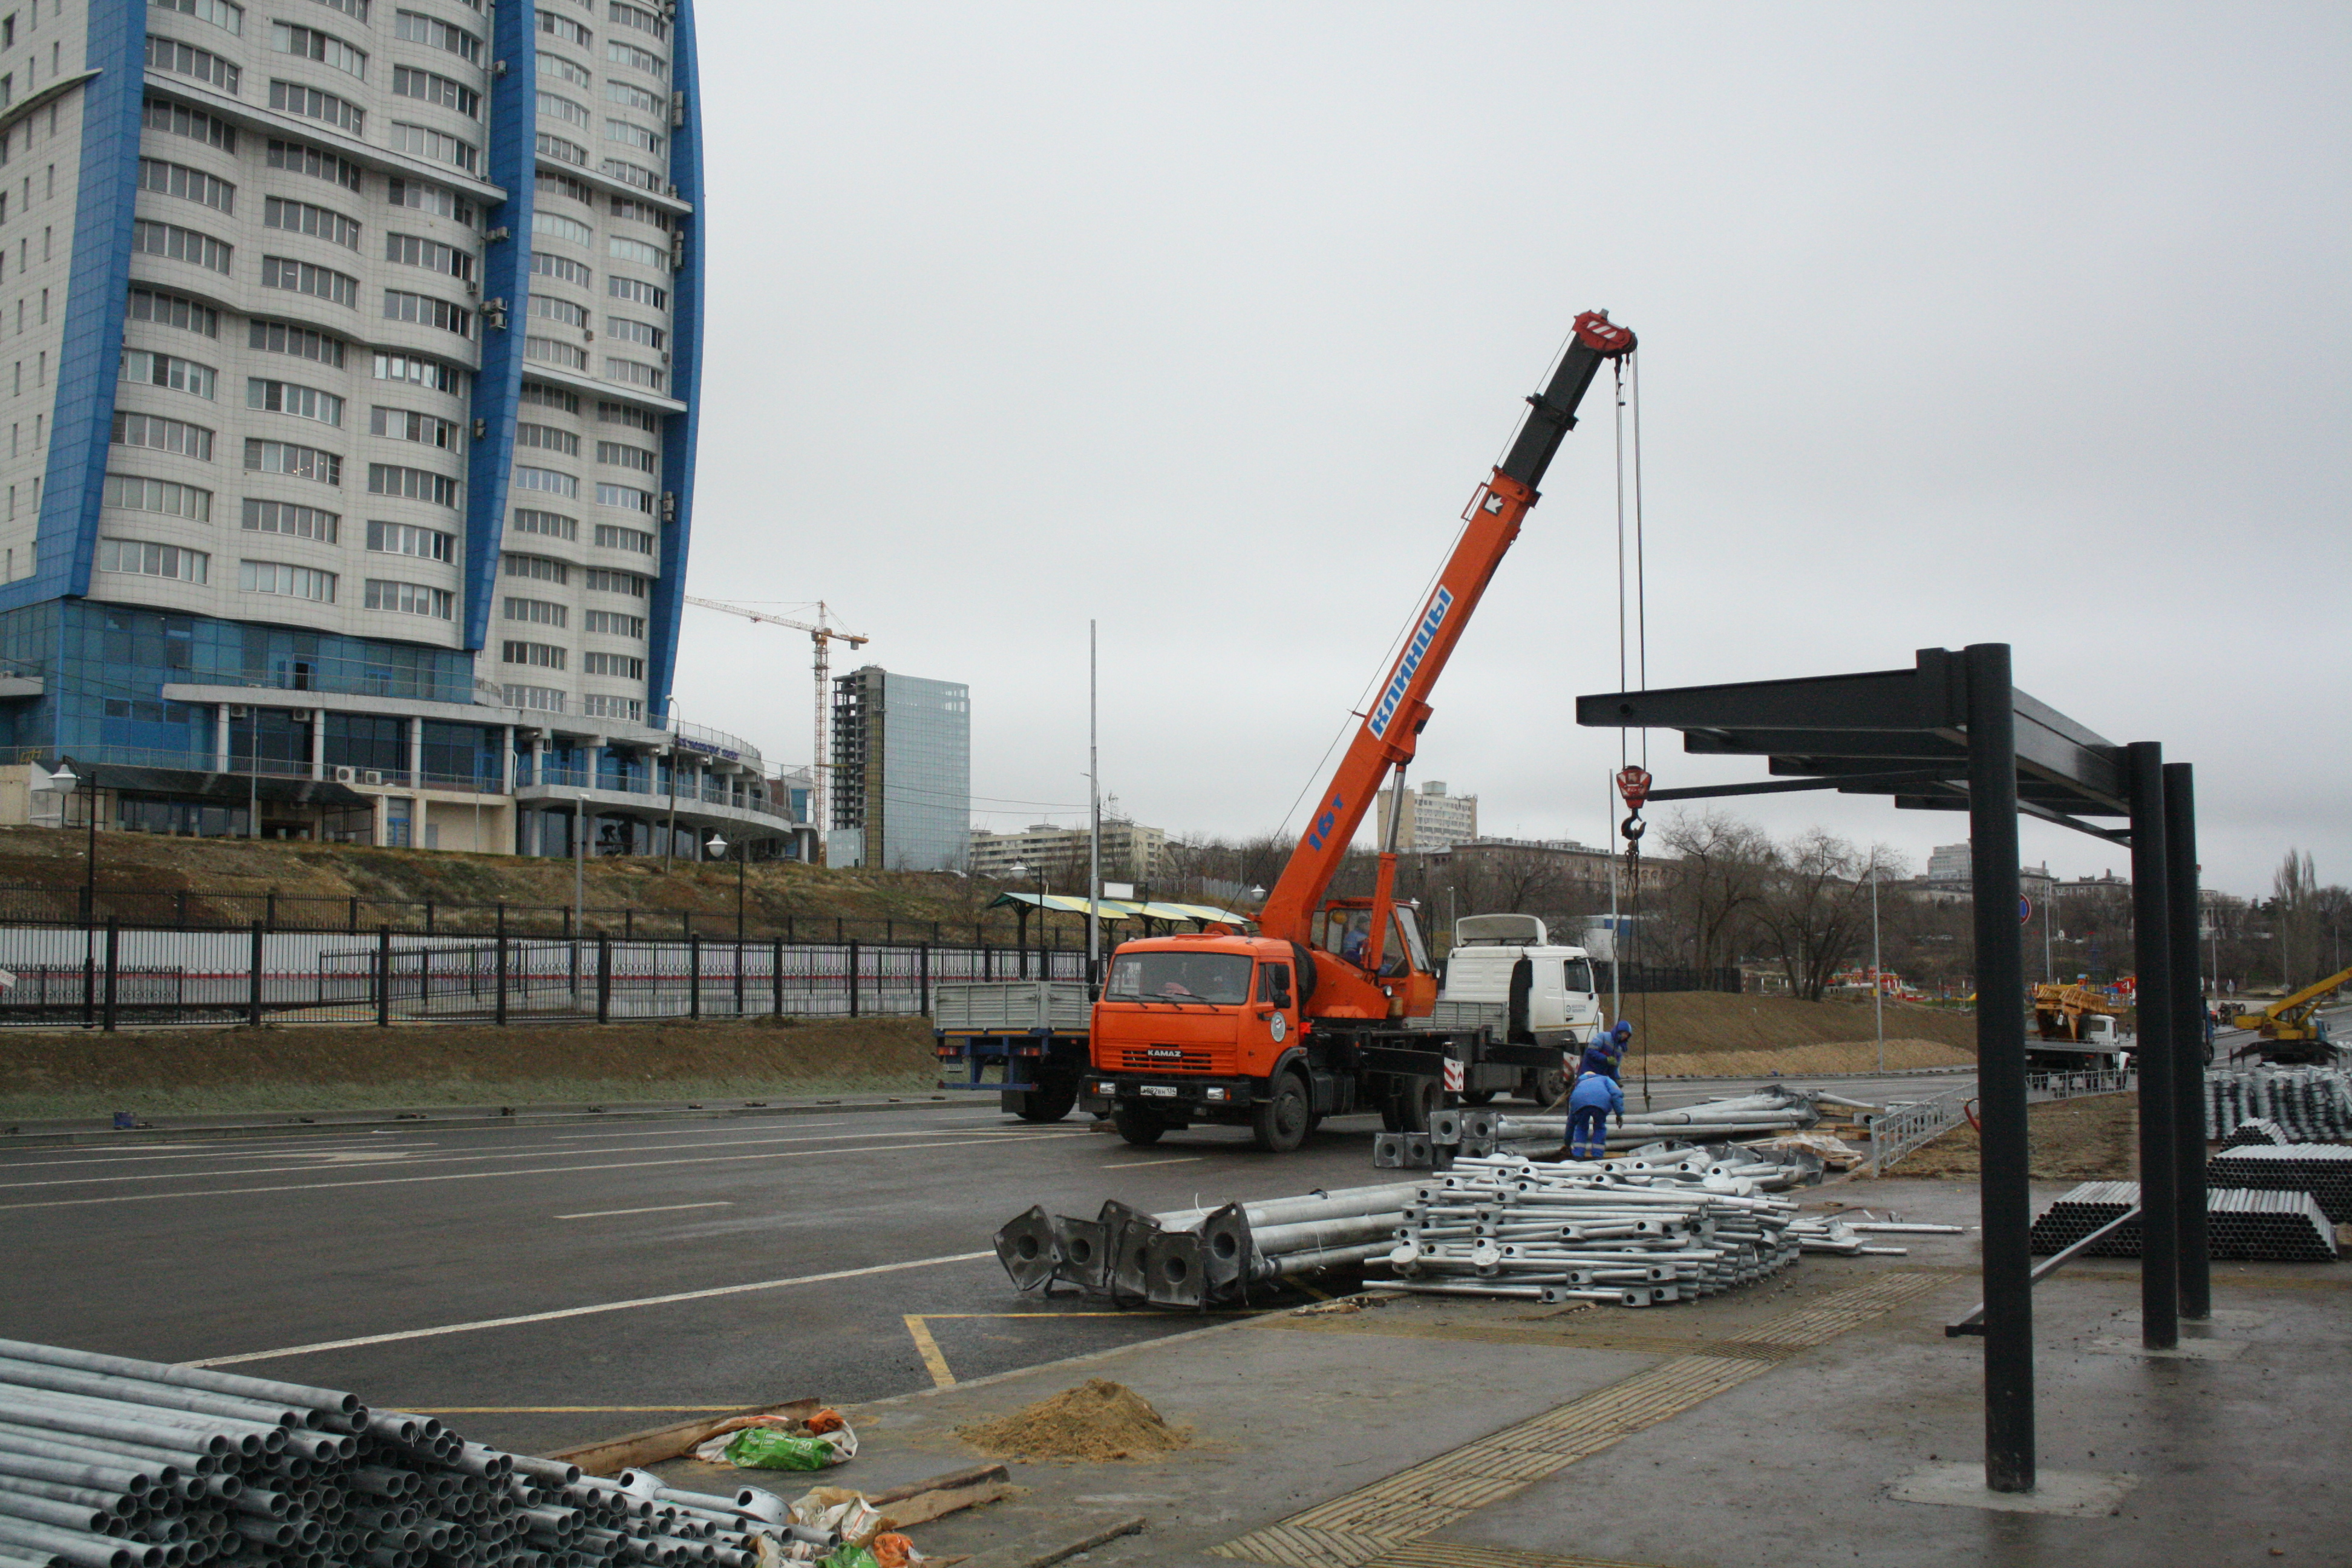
[1366,1545,1669,1568]
[1212,1272,1953,1568]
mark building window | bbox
[250,320,348,368]
[606,39,664,79]
[266,138,365,192]
[368,463,460,508]
[383,290,471,337]
[263,196,361,249]
[535,131,589,168]
[100,537,209,583]
[581,693,642,721]
[537,89,590,129]
[584,567,645,597]
[584,609,644,638]
[372,351,466,394]
[134,220,232,274]
[393,65,478,117]
[607,2,665,40]
[504,596,566,627]
[370,406,459,449]
[113,411,215,462]
[509,508,578,541]
[594,522,654,552]
[245,438,341,485]
[505,684,566,713]
[247,378,343,425]
[385,233,475,281]
[603,119,662,157]
[607,275,665,309]
[525,336,589,370]
[269,21,365,79]
[530,295,589,329]
[531,209,593,247]
[138,158,236,214]
[532,252,593,289]
[393,9,482,62]
[583,651,642,679]
[243,498,338,541]
[128,288,220,337]
[595,442,656,475]
[367,518,455,560]
[241,560,338,602]
[538,52,591,89]
[604,80,664,116]
[515,465,579,498]
[501,640,566,670]
[537,170,597,206]
[388,122,477,174]
[153,0,245,37]
[388,179,474,225]
[607,195,671,229]
[503,552,568,584]
[268,79,364,134]
[310,0,369,24]
[540,11,592,47]
[599,157,663,193]
[604,315,663,350]
[595,483,653,513]
[143,97,236,152]
[520,383,581,415]
[606,235,666,269]
[601,359,665,393]
[261,255,359,306]
[515,422,580,457]
[365,579,452,618]
[121,350,217,399]
[105,474,212,522]
[146,34,240,93]
[598,401,661,432]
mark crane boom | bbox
[682,596,868,853]
[1256,311,1636,941]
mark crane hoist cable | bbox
[1613,352,1653,890]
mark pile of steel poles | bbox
[2028,1181,2338,1263]
[0,1338,829,1568]
[2204,1067,2351,1142]
[1373,1155,1802,1307]
[995,1183,1418,1309]
[1491,1087,1824,1149]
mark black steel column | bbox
[101,918,119,1033]
[376,926,391,1027]
[2164,761,2209,1321]
[2128,742,2178,1350]
[1966,642,2033,1494]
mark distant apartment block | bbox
[969,815,1166,888]
[1370,779,1477,851]
[828,665,968,871]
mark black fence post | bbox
[2164,762,2210,1323]
[771,936,784,1018]
[848,941,861,1018]
[247,921,264,1028]
[2128,742,2178,1351]
[376,925,392,1027]
[920,942,931,1016]
[347,896,358,934]
[733,938,746,1016]
[425,900,436,936]
[624,907,635,941]
[786,913,795,944]
[835,917,844,944]
[596,934,612,1025]
[80,912,95,1030]
[175,889,189,926]
[687,933,702,1019]
[101,918,120,1033]
[495,905,509,1027]
[264,892,276,931]
[982,943,993,981]
[1966,641,2033,1496]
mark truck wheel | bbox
[1252,1072,1312,1153]
[1379,1093,1406,1133]
[1394,1076,1440,1133]
[1459,1089,1497,1106]
[1523,1068,1566,1106]
[1014,1079,1079,1123]
[1111,1104,1165,1146]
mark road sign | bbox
[2020,897,2033,925]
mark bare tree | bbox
[2272,849,2322,991]
[1752,829,1889,1001]
[1657,811,1772,972]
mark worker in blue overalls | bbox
[1567,1060,1624,1160]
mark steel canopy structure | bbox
[1578,642,2208,1501]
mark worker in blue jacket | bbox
[1567,1064,1624,1160]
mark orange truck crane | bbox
[1080,313,1637,1151]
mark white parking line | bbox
[1100,1158,1203,1169]
[555,1202,734,1220]
[185,1249,996,1368]
[0,1132,1070,1212]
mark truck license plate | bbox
[1140,1085,1177,1097]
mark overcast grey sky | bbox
[670,3,2349,900]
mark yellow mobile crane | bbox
[2232,964,2352,1065]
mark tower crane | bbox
[682,598,869,853]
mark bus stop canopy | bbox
[985,892,1254,928]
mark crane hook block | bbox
[1573,310,1638,357]
[1621,815,1647,844]
[1615,765,1652,813]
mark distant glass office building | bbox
[0,0,793,856]
[828,665,969,872]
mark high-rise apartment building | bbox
[967,815,1165,887]
[1370,778,1477,852]
[0,0,791,857]
[828,664,969,872]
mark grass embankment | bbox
[0,826,1018,937]
[1615,993,1978,1077]
[0,1015,937,1122]
[1896,1094,2139,1181]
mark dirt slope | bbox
[1894,1094,2138,1181]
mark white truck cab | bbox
[1431,914,1606,1103]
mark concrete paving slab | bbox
[2082,1334,2247,1360]
[1886,1462,2139,1516]
[2117,1307,2269,1331]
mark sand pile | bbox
[955,1379,1189,1463]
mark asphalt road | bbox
[0,1102,1405,1455]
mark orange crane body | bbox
[1082,313,1636,1152]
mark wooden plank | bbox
[868,1463,1013,1508]
[550,1397,820,1476]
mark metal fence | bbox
[0,921,1096,1029]
[1611,964,1745,995]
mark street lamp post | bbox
[1868,864,1884,1075]
[41,764,97,1027]
[1005,862,1033,978]
[707,832,745,1014]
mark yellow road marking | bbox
[904,1314,956,1390]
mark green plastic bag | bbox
[722,1426,835,1471]
[819,1548,879,1568]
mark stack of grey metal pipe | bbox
[1374,1154,1802,1307]
[0,1338,831,1568]
[2204,1067,2351,1142]
[1374,1091,1828,1172]
[994,1183,1418,1309]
